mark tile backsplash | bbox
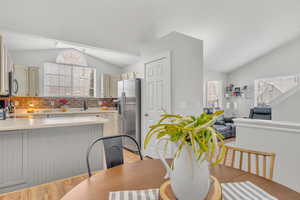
[10,96,117,109]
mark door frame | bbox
[142,51,172,155]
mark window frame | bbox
[254,75,300,106]
[42,62,96,98]
[205,80,223,108]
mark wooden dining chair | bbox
[221,145,276,180]
[86,135,143,177]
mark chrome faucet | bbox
[83,99,88,111]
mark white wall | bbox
[10,49,123,97]
[272,88,300,123]
[138,32,204,158]
[124,63,228,109]
[140,32,203,116]
[227,36,300,117]
[234,118,300,192]
[122,61,144,78]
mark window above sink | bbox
[43,62,96,97]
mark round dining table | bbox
[61,159,300,200]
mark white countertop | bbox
[0,116,109,131]
[13,108,118,117]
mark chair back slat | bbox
[269,155,275,180]
[248,153,251,172]
[263,155,267,178]
[231,150,236,167]
[256,154,259,176]
[223,149,228,165]
[220,145,276,180]
[239,152,243,170]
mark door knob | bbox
[144,113,149,117]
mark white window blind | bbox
[206,81,222,108]
[43,63,96,97]
[255,75,300,106]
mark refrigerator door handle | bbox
[123,92,126,104]
[120,92,126,117]
[117,100,121,115]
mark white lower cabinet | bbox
[0,124,104,194]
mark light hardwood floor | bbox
[0,150,143,200]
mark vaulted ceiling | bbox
[1,0,300,72]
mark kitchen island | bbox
[0,116,108,194]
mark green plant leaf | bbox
[144,112,226,165]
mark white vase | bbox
[157,141,210,200]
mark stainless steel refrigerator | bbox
[118,79,141,150]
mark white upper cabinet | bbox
[13,65,40,97]
[13,65,28,96]
[0,35,10,96]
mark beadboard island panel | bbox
[0,119,105,194]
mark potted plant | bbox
[144,112,226,200]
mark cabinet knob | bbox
[144,113,149,117]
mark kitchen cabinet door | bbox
[0,36,9,96]
[14,65,29,96]
[28,67,39,96]
[109,75,120,97]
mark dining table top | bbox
[61,159,300,200]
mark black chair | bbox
[86,135,143,177]
[249,107,272,120]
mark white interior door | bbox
[143,52,172,158]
